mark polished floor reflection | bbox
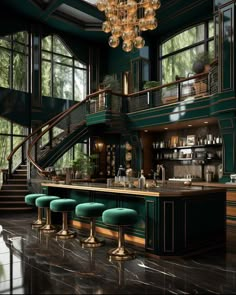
[0,212,236,294]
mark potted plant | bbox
[192,52,213,96]
[101,74,121,92]
[72,151,98,179]
[143,80,161,90]
[192,52,213,74]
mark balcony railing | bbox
[86,62,218,115]
[126,72,212,113]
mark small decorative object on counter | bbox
[117,165,125,182]
[138,169,146,189]
[205,170,213,182]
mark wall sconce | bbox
[95,140,104,153]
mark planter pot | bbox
[193,81,207,96]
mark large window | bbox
[0,32,29,91]
[0,117,26,169]
[161,21,214,84]
[41,35,87,101]
[54,142,87,170]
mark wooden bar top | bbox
[42,182,225,198]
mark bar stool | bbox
[50,198,77,239]
[75,202,106,247]
[25,193,46,228]
[35,196,60,233]
[102,208,138,261]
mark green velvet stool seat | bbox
[25,193,46,228]
[102,208,138,261]
[50,198,77,239]
[35,196,60,233]
[75,202,106,248]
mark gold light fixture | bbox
[95,139,104,152]
[96,0,161,52]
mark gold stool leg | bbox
[32,207,45,228]
[39,207,56,233]
[107,226,136,261]
[56,212,76,239]
[80,218,104,248]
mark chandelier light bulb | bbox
[111,25,122,37]
[122,40,133,52]
[144,7,156,18]
[134,36,145,48]
[102,21,111,33]
[97,0,161,52]
[126,0,138,15]
[152,0,161,10]
[108,0,118,4]
[108,35,120,48]
[139,18,148,31]
[97,0,106,11]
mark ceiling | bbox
[0,0,213,44]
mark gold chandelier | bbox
[96,0,161,52]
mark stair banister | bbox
[7,111,67,177]
[27,89,111,176]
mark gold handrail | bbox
[125,72,209,97]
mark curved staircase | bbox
[0,163,30,211]
[0,90,106,211]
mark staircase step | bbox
[0,201,27,207]
[19,165,27,168]
[0,190,29,196]
[0,163,30,211]
[0,207,33,211]
[11,174,27,179]
[7,179,27,184]
[0,196,26,201]
[1,184,28,190]
[14,169,27,174]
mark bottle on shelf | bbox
[160,164,165,183]
[138,169,146,189]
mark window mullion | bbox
[10,35,13,89]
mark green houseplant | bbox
[72,152,98,179]
[192,52,213,74]
[101,74,121,92]
[192,52,213,96]
[143,81,161,90]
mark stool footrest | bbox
[80,236,105,248]
[56,229,76,239]
[32,219,44,228]
[107,247,136,261]
[40,224,56,233]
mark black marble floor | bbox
[0,212,236,294]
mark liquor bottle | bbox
[138,169,146,189]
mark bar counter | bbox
[42,182,226,257]
[42,181,226,196]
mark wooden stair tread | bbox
[8,179,27,181]
[2,183,27,187]
[0,195,25,201]
[3,184,28,186]
[0,200,25,206]
[0,207,33,211]
[0,189,29,196]
[0,163,30,211]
